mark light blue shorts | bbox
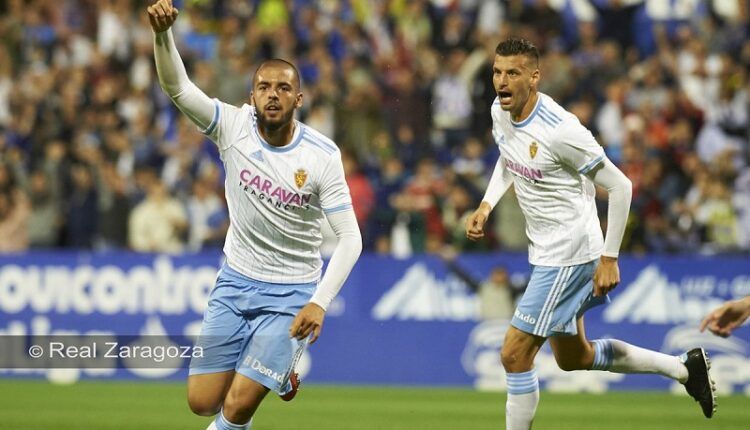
[511,260,608,338]
[189,264,315,394]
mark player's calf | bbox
[554,353,594,372]
[221,376,269,425]
[547,336,596,372]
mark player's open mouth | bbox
[266,105,281,112]
[498,91,512,105]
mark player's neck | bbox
[258,121,296,148]
[512,91,538,123]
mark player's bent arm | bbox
[481,157,513,210]
[588,158,633,258]
[310,210,362,311]
[153,29,215,130]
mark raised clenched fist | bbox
[147,0,179,33]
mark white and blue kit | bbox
[189,102,353,392]
[153,28,361,396]
[486,92,619,337]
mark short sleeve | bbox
[552,117,605,174]
[319,151,353,215]
[201,100,248,152]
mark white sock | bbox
[209,409,252,430]
[591,339,688,383]
[505,369,539,430]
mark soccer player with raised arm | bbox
[147,2,362,429]
[465,38,716,429]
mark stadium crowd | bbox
[0,0,748,255]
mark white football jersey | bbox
[491,92,606,266]
[204,100,353,284]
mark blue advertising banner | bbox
[0,252,748,394]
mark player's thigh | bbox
[501,325,546,371]
[187,370,235,416]
[223,372,270,421]
[548,317,595,371]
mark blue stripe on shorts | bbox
[511,260,609,337]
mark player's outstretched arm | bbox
[466,157,512,241]
[149,0,215,130]
[588,158,633,296]
[289,210,362,344]
[700,296,750,337]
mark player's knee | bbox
[187,393,221,417]
[500,346,531,371]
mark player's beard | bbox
[256,107,295,131]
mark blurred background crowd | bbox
[0,0,748,256]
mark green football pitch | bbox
[1,380,747,429]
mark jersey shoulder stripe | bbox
[539,104,562,122]
[537,108,561,127]
[302,134,335,155]
[301,125,337,151]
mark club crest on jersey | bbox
[294,169,307,188]
[529,142,538,159]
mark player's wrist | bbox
[600,255,618,263]
[308,296,329,312]
[478,201,493,215]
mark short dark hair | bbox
[495,37,539,68]
[253,59,301,90]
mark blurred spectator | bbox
[431,48,487,158]
[129,179,187,253]
[0,163,29,252]
[0,0,746,256]
[186,174,225,252]
[27,169,61,248]
[695,179,739,252]
[440,249,516,321]
[478,267,516,321]
[342,152,374,230]
[65,164,98,248]
[391,158,447,253]
[0,189,29,252]
[95,163,131,250]
[442,184,482,251]
[367,156,406,250]
[451,137,489,196]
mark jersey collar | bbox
[253,120,304,153]
[510,94,542,128]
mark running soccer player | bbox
[148,2,362,429]
[465,37,716,429]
